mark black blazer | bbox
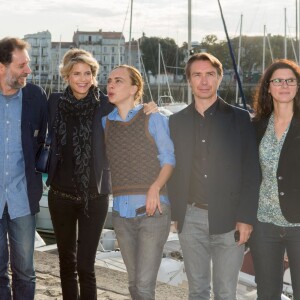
[22,83,48,214]
[255,113,300,223]
[46,90,114,194]
[167,98,260,234]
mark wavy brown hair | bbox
[253,59,300,120]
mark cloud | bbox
[0,0,297,45]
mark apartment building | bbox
[73,30,125,84]
[24,30,52,85]
[24,29,143,90]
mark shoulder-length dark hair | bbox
[253,59,300,120]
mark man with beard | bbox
[0,37,47,300]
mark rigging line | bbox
[160,48,172,97]
[140,53,154,102]
[119,1,130,43]
[286,18,299,64]
[217,0,247,110]
[265,27,274,62]
[117,0,130,64]
[240,0,262,34]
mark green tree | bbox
[140,36,183,76]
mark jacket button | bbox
[279,192,285,196]
[278,176,283,180]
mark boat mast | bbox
[298,0,300,63]
[284,8,287,59]
[187,0,192,104]
[296,0,298,62]
[128,0,133,65]
[262,25,266,73]
[58,36,61,93]
[217,0,247,109]
[158,43,161,100]
[39,41,42,87]
[235,14,243,105]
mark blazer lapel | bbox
[281,116,300,154]
[21,87,31,126]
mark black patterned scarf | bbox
[55,85,99,216]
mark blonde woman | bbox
[46,50,156,299]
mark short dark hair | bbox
[185,52,223,80]
[0,37,29,66]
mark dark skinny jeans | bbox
[48,188,109,300]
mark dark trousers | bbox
[249,221,300,300]
[48,189,109,300]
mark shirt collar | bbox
[193,98,219,118]
[0,88,22,100]
[107,104,143,121]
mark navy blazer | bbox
[46,90,114,195]
[21,83,48,214]
[255,113,300,223]
[167,98,260,234]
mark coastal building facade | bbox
[24,30,52,86]
[24,29,130,91]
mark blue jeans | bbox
[179,205,244,300]
[113,203,171,300]
[249,221,300,300]
[48,189,109,300]
[0,205,36,300]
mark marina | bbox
[35,126,294,299]
[35,227,293,299]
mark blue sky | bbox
[0,0,298,45]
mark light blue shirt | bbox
[102,104,175,218]
[0,90,31,219]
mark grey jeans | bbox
[179,204,244,300]
[113,203,171,300]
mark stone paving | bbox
[34,250,188,300]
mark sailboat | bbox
[157,43,187,114]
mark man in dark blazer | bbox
[167,53,260,300]
[0,37,47,300]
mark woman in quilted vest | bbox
[102,65,175,300]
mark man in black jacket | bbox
[167,53,260,300]
[0,37,47,300]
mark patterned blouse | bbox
[258,114,300,227]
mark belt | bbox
[188,202,208,210]
[50,187,100,202]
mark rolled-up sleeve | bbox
[149,113,175,167]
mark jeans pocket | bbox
[153,203,170,217]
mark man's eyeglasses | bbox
[269,78,298,86]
